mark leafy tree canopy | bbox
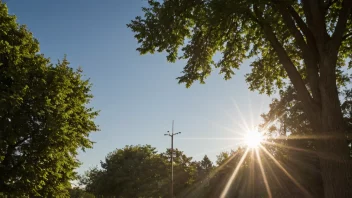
[128,0,352,94]
[69,187,95,198]
[81,145,202,197]
[81,145,170,197]
[216,151,230,166]
[200,155,214,174]
[0,2,98,197]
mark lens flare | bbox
[244,130,263,148]
[176,99,310,198]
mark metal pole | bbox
[171,130,174,197]
[164,120,181,198]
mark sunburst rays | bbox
[256,148,272,198]
[223,103,316,197]
[177,99,322,198]
[260,145,312,197]
[220,148,249,198]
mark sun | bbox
[244,130,263,148]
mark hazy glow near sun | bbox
[244,130,263,148]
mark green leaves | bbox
[216,151,230,166]
[82,145,169,197]
[128,0,351,96]
[128,0,279,89]
[69,187,95,198]
[0,2,98,197]
[81,145,200,197]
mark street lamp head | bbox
[164,134,169,136]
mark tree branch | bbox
[343,32,352,40]
[324,0,338,11]
[13,137,28,148]
[287,5,321,62]
[287,5,319,56]
[277,5,309,52]
[330,0,352,52]
[0,137,28,167]
[276,3,321,101]
[302,0,314,29]
[253,6,316,112]
[302,0,329,45]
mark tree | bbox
[81,145,169,197]
[79,167,106,197]
[0,2,98,197]
[128,0,352,196]
[81,146,199,197]
[260,89,325,197]
[69,187,95,198]
[258,85,352,197]
[161,148,198,193]
[182,148,265,198]
[200,155,214,175]
[216,151,230,166]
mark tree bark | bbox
[316,114,352,198]
[253,3,352,196]
[318,149,352,198]
[314,52,352,198]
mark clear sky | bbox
[6,0,274,175]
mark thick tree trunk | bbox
[315,106,352,197]
[258,3,352,195]
[318,149,352,198]
[314,54,352,198]
[316,115,352,198]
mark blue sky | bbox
[6,0,274,175]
